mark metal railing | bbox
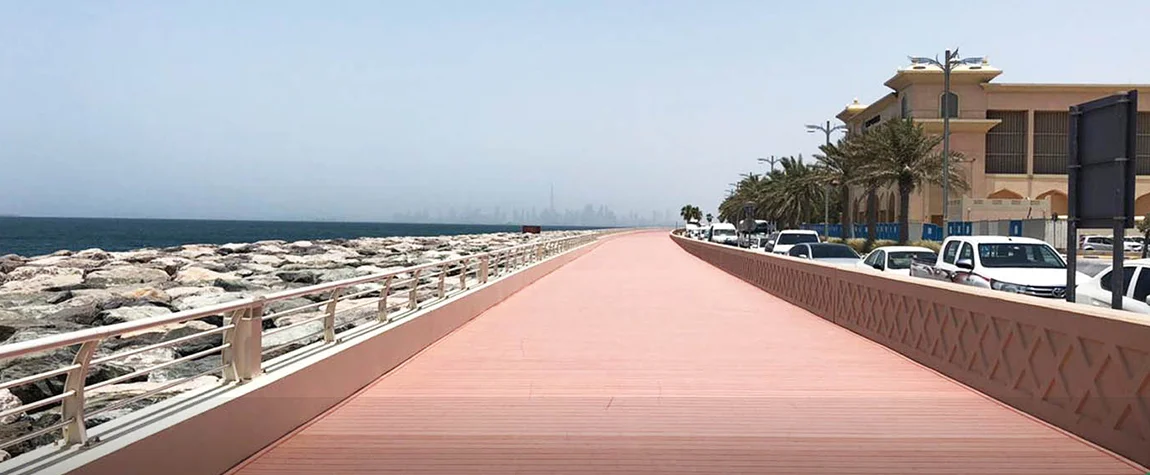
[0,232,600,454]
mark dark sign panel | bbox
[1065,90,1138,309]
[521,225,541,234]
[1068,90,1137,229]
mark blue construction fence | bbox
[801,221,1024,241]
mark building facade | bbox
[836,59,1150,226]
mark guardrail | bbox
[0,232,600,454]
[671,232,1150,469]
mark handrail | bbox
[0,234,590,360]
[0,230,605,454]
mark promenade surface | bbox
[229,231,1141,474]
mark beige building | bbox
[836,59,1150,225]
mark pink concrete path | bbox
[229,231,1141,474]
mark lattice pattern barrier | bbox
[672,234,1150,468]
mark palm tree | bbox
[1137,214,1150,258]
[857,118,969,244]
[761,156,822,228]
[705,213,713,224]
[679,204,702,223]
[813,138,864,238]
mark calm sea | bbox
[0,217,601,257]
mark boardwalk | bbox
[229,232,1140,474]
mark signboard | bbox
[1065,90,1138,309]
[1068,90,1137,229]
[521,225,541,234]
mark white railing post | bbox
[480,256,489,283]
[459,258,468,290]
[408,269,421,310]
[323,288,342,343]
[60,340,98,446]
[437,265,446,299]
[238,299,264,381]
[377,275,393,322]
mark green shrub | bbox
[843,238,898,254]
[911,240,942,252]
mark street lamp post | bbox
[806,120,847,237]
[909,50,983,238]
[757,156,778,172]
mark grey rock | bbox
[45,290,72,304]
[165,286,222,300]
[0,412,61,457]
[214,278,263,292]
[317,267,364,283]
[276,270,319,284]
[85,265,170,287]
[150,355,223,382]
[263,297,314,316]
[174,267,234,285]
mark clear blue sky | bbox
[1,0,1145,221]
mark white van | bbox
[707,222,738,245]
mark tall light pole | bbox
[757,156,778,172]
[909,50,983,237]
[807,120,847,236]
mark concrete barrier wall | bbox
[24,240,603,475]
[672,234,1150,468]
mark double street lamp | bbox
[807,120,847,236]
[908,49,983,236]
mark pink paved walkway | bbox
[230,232,1141,474]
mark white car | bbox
[766,229,820,255]
[707,222,738,245]
[858,246,938,276]
[1075,259,1150,316]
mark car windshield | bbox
[777,233,819,245]
[810,245,858,259]
[713,228,736,236]
[977,243,1064,268]
[887,251,937,269]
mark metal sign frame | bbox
[1066,90,1138,309]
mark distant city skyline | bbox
[392,203,676,227]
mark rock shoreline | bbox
[0,230,593,457]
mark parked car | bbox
[1075,259,1150,315]
[910,236,1089,298]
[1081,235,1141,253]
[707,222,738,245]
[766,229,820,254]
[857,246,938,276]
[786,243,861,267]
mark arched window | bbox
[939,92,959,119]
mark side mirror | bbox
[872,262,884,271]
[955,258,975,270]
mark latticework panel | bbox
[671,234,1150,467]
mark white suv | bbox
[765,230,820,255]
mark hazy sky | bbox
[1,1,1146,221]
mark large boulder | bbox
[0,254,25,273]
[0,267,83,293]
[217,243,254,255]
[110,249,163,264]
[97,305,172,325]
[249,254,284,267]
[165,286,222,300]
[174,267,234,285]
[84,265,170,288]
